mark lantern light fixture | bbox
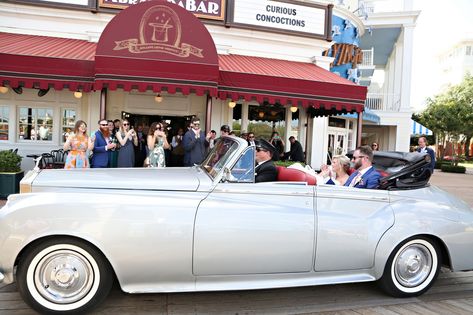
[73,90,83,99]
[0,86,8,94]
[154,94,163,103]
[228,100,236,108]
[290,106,298,113]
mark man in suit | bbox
[417,136,436,173]
[344,145,381,189]
[91,119,116,168]
[183,117,211,166]
[288,136,304,162]
[255,139,278,183]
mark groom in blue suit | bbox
[344,145,382,189]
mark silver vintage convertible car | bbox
[1,136,473,314]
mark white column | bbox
[394,41,403,110]
[298,107,307,152]
[400,25,415,112]
[309,116,328,169]
[241,102,249,133]
[284,106,292,148]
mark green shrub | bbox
[275,161,305,167]
[0,150,22,173]
[441,164,466,173]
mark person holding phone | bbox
[270,131,285,161]
[147,122,170,167]
[116,119,138,167]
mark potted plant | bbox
[0,149,24,198]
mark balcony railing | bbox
[361,0,406,14]
[365,93,401,111]
[361,48,374,67]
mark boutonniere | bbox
[354,175,363,186]
[359,178,365,186]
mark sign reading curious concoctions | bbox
[231,0,328,37]
[99,0,225,21]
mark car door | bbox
[193,182,315,275]
[314,185,394,271]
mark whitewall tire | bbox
[379,237,441,297]
[17,238,113,314]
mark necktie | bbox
[349,171,361,187]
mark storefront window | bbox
[0,106,8,141]
[62,109,76,142]
[18,107,53,141]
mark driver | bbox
[255,139,278,182]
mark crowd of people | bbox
[62,117,307,170]
[64,117,432,190]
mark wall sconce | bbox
[12,86,23,95]
[73,90,83,99]
[38,88,50,97]
[258,111,265,119]
[290,106,298,113]
[0,86,8,94]
[154,94,163,103]
[228,100,236,108]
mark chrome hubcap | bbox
[395,244,432,288]
[34,250,94,304]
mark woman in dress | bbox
[108,120,119,168]
[270,131,285,161]
[116,119,138,168]
[319,155,351,185]
[63,120,94,169]
[147,122,170,167]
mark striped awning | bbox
[411,120,433,135]
[218,54,367,113]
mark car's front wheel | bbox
[379,237,441,297]
[17,238,113,314]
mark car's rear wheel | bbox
[17,238,113,314]
[379,237,441,297]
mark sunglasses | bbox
[99,123,108,126]
[256,148,267,152]
[249,136,255,139]
[123,123,129,126]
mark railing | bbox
[361,48,374,67]
[361,0,406,14]
[365,93,401,111]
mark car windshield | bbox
[201,137,240,179]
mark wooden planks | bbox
[2,271,473,314]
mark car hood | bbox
[31,167,202,192]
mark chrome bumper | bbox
[0,271,4,282]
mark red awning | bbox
[0,32,95,92]
[94,1,219,96]
[218,54,367,113]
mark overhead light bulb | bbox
[258,111,265,118]
[228,101,236,108]
[74,91,83,99]
[0,86,8,94]
[290,106,298,113]
[155,94,163,103]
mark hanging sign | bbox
[99,0,225,21]
[230,0,328,37]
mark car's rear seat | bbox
[276,166,317,185]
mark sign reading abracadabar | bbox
[232,0,326,36]
[37,0,89,5]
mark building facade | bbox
[0,0,370,170]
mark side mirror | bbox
[222,167,238,183]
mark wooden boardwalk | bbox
[2,270,473,314]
